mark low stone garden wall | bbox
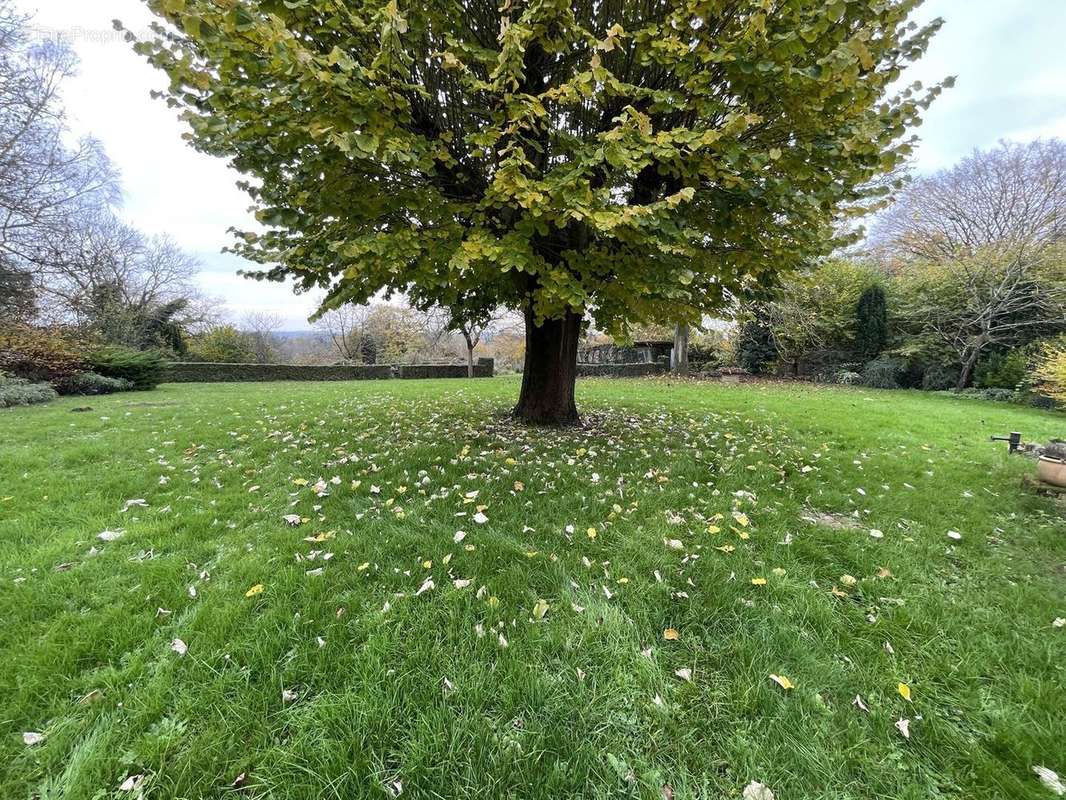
[576,362,668,378]
[399,360,493,379]
[164,359,493,383]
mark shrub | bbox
[53,371,134,396]
[687,342,723,370]
[861,356,906,389]
[735,319,777,374]
[1034,342,1066,405]
[187,325,257,363]
[855,284,888,359]
[0,374,57,408]
[946,388,1015,403]
[921,364,960,391]
[88,347,165,390]
[0,324,87,382]
[832,370,862,385]
[975,349,1029,390]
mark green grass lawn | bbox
[1,377,1064,800]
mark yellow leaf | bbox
[533,599,549,620]
[770,674,795,690]
[707,524,721,535]
[898,682,912,702]
[357,562,370,571]
[586,527,597,539]
[663,628,680,641]
[245,584,264,598]
[751,577,767,586]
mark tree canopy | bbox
[129,0,945,420]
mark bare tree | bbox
[872,139,1066,261]
[33,209,204,325]
[0,4,118,268]
[897,250,1065,388]
[873,139,1066,387]
[242,310,283,363]
[447,308,519,377]
[313,303,372,362]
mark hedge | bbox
[576,362,668,378]
[164,362,395,383]
[163,360,495,383]
[398,359,493,379]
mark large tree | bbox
[130,0,945,423]
[873,139,1066,387]
[872,139,1066,261]
[0,2,117,269]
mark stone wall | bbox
[576,362,668,378]
[399,359,494,379]
[164,359,494,383]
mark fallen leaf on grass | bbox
[895,718,911,739]
[675,668,692,682]
[897,682,912,701]
[769,674,794,691]
[852,694,869,712]
[663,628,680,641]
[245,584,264,598]
[743,781,775,800]
[171,638,187,656]
[1033,765,1065,796]
[532,599,550,620]
[97,530,124,542]
[119,774,145,792]
[23,731,44,746]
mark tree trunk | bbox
[463,332,475,378]
[514,308,581,425]
[672,323,690,376]
[957,347,981,390]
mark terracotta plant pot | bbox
[1037,456,1066,488]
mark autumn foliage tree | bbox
[130,0,944,423]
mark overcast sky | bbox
[17,0,1066,330]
